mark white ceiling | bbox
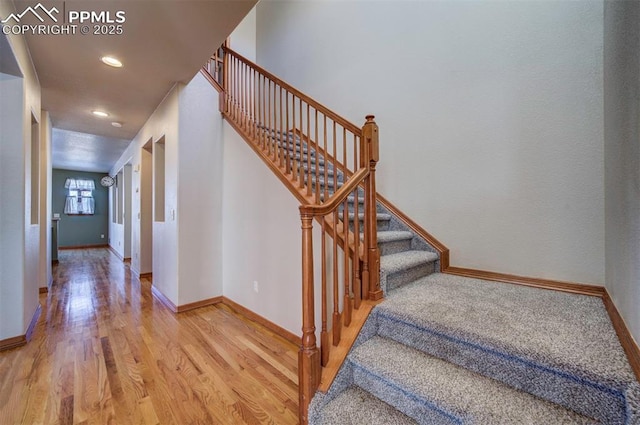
[5,0,257,172]
[52,128,131,172]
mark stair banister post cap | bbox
[365,115,375,122]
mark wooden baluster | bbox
[220,47,225,84]
[256,73,260,147]
[353,134,362,309]
[253,69,257,139]
[241,63,245,130]
[291,94,302,181]
[359,131,370,299]
[315,109,320,205]
[279,87,284,167]
[343,127,348,177]
[332,209,341,346]
[298,210,320,425]
[306,103,311,196]
[285,92,290,174]
[230,56,234,119]
[267,79,272,156]
[234,58,239,122]
[332,122,337,198]
[320,217,329,366]
[220,51,227,113]
[299,99,305,189]
[343,195,352,327]
[323,116,328,203]
[273,83,278,160]
[262,76,267,150]
[247,66,250,131]
[246,65,250,133]
[363,115,382,300]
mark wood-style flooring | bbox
[0,248,299,424]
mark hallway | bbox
[0,248,299,425]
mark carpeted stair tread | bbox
[375,273,638,424]
[342,212,391,221]
[313,386,418,425]
[380,250,438,275]
[380,273,636,386]
[349,336,598,425]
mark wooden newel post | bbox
[298,209,320,425]
[362,115,382,300]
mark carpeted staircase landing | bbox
[310,272,640,424]
[268,130,639,424]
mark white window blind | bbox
[64,178,95,215]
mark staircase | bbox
[202,46,640,424]
[276,123,639,424]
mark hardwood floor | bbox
[0,248,299,424]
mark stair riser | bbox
[280,141,315,155]
[383,262,436,293]
[378,238,413,256]
[347,198,365,207]
[300,167,337,179]
[374,312,627,425]
[287,153,324,167]
[351,362,460,425]
[308,179,344,189]
[347,218,391,232]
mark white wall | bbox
[221,121,303,335]
[0,13,42,340]
[218,7,322,335]
[111,86,180,304]
[256,1,605,285]
[176,72,225,305]
[230,7,256,61]
[0,74,26,339]
[123,164,132,259]
[604,1,640,343]
[111,73,227,307]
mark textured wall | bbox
[0,5,43,340]
[111,84,180,304]
[52,169,109,247]
[221,120,307,335]
[604,0,640,344]
[176,72,225,306]
[0,75,26,339]
[256,1,605,285]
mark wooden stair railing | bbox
[203,46,381,424]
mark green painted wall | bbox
[52,169,109,247]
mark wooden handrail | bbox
[300,168,368,216]
[222,46,362,136]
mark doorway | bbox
[139,140,153,276]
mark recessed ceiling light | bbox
[101,56,123,68]
[112,122,123,128]
[92,110,109,118]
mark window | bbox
[64,178,95,215]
